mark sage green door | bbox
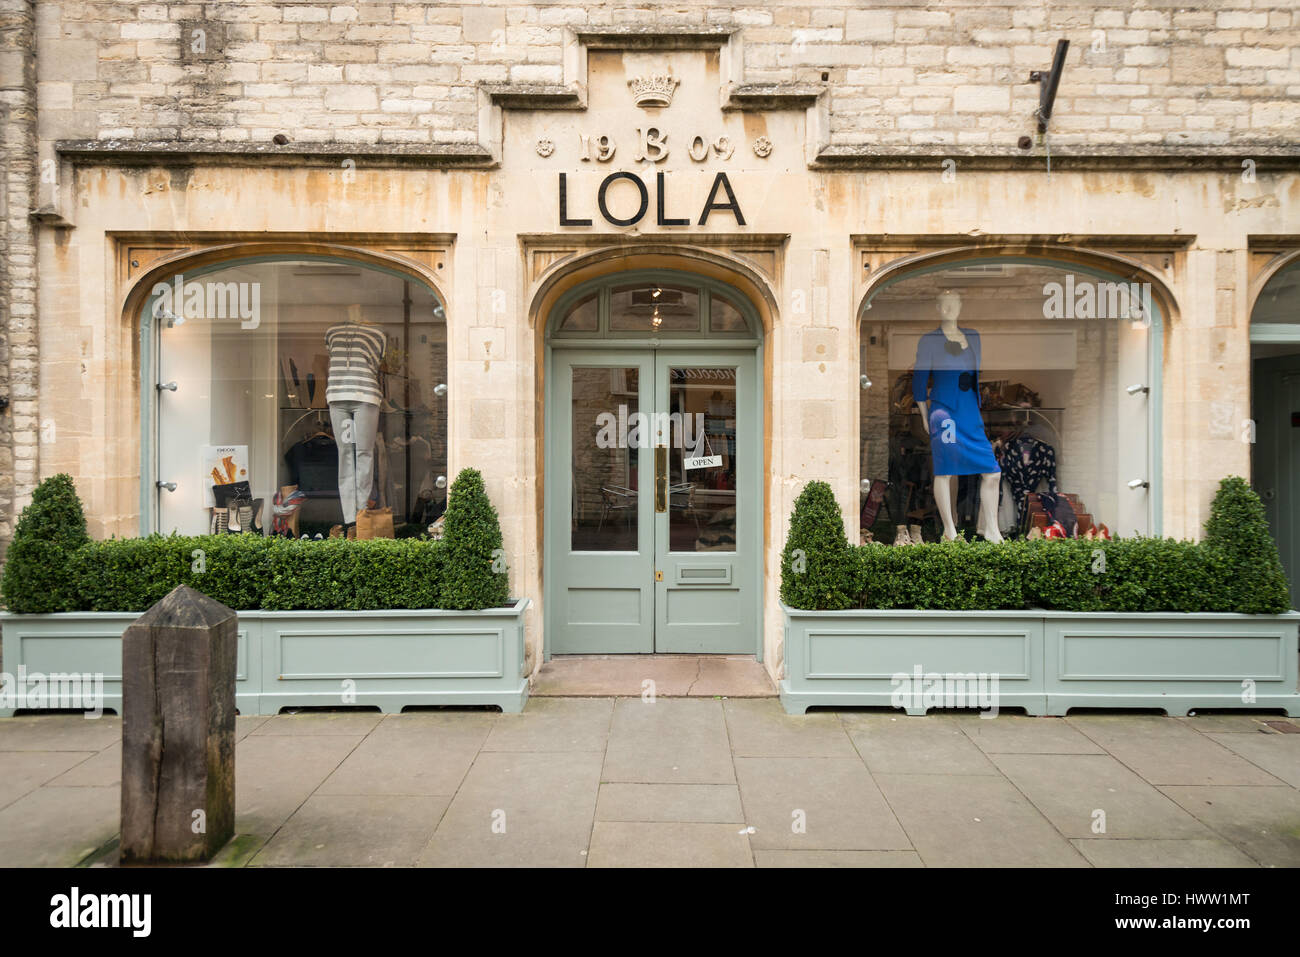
[548,348,760,654]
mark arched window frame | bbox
[857,252,1166,537]
[133,251,448,534]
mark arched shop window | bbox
[858,258,1155,544]
[1251,258,1300,332]
[146,257,447,538]
[1249,255,1300,602]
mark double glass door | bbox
[550,349,759,653]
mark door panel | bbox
[551,353,654,653]
[1254,355,1300,607]
[653,353,759,653]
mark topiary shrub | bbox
[437,468,510,610]
[780,481,860,610]
[1202,475,1292,614]
[1,473,90,613]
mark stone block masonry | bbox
[25,1,1300,149]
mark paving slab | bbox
[482,697,613,752]
[724,698,857,758]
[235,732,364,835]
[1066,715,1287,786]
[252,794,449,867]
[1158,785,1300,867]
[1203,732,1300,788]
[1178,714,1282,733]
[532,656,701,696]
[532,655,775,698]
[754,849,924,868]
[955,714,1106,754]
[0,785,120,867]
[843,713,999,775]
[595,783,744,823]
[602,697,734,784]
[0,714,120,751]
[0,750,98,810]
[690,657,777,697]
[49,743,121,787]
[318,732,479,797]
[874,773,1089,867]
[734,756,912,851]
[587,821,754,867]
[990,753,1213,839]
[1070,838,1259,868]
[370,711,497,747]
[236,715,272,738]
[418,750,602,867]
[249,710,385,736]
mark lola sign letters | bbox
[559,171,746,227]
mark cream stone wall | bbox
[29,1,1300,151]
[35,158,1298,682]
[6,3,1299,683]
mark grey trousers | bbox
[328,400,380,523]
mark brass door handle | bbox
[655,447,668,512]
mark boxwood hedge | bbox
[783,477,1292,614]
[2,469,512,614]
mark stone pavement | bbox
[2,700,1300,867]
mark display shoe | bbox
[859,529,874,546]
[329,524,343,539]
[941,530,960,542]
[1027,526,1043,540]
[1045,521,1067,539]
[209,508,229,535]
[893,524,912,546]
[909,524,924,544]
[1095,524,1112,540]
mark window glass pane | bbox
[609,284,699,332]
[155,259,447,538]
[557,293,598,333]
[859,260,1150,544]
[1252,260,1300,324]
[709,293,750,333]
[669,367,737,551]
[571,367,639,550]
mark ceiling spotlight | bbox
[860,373,873,389]
[1127,478,1149,490]
[651,287,662,299]
[1126,383,1149,395]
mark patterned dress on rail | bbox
[996,435,1058,527]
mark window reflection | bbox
[571,366,639,551]
[669,367,737,551]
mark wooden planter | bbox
[780,604,1300,717]
[0,599,530,717]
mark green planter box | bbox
[0,599,530,717]
[780,604,1300,717]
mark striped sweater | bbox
[324,322,386,406]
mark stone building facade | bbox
[2,0,1299,681]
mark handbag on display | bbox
[212,480,253,508]
[356,506,395,539]
[860,478,888,529]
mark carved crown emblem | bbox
[628,74,679,108]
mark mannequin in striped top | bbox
[325,304,386,527]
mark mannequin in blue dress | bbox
[913,291,1003,542]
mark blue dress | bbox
[912,327,1001,476]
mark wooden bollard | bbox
[120,584,237,863]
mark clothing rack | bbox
[286,408,331,436]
